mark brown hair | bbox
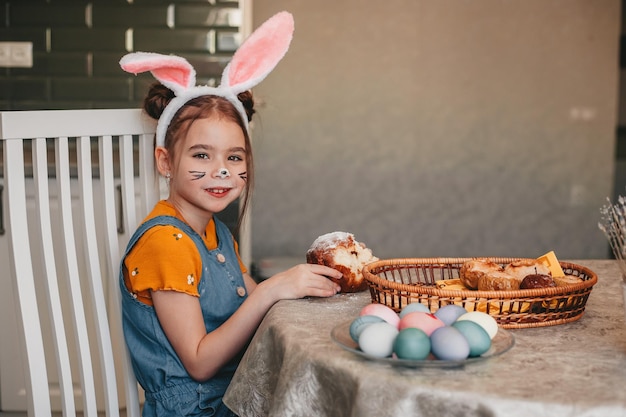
[143,82,255,235]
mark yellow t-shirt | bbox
[123,200,247,306]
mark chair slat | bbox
[32,138,76,416]
[138,132,159,215]
[55,137,99,417]
[98,136,142,417]
[98,135,122,308]
[3,139,51,417]
[76,136,120,417]
[119,134,137,235]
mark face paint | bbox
[217,168,231,179]
[189,171,206,180]
[238,171,248,182]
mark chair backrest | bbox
[0,109,158,417]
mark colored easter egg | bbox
[359,303,400,328]
[349,315,385,342]
[430,326,470,361]
[358,322,399,358]
[452,320,492,357]
[393,328,431,360]
[398,312,445,336]
[456,311,499,339]
[434,304,467,326]
[399,302,430,318]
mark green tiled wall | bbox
[0,0,242,110]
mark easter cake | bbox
[306,231,378,293]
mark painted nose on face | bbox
[216,168,231,179]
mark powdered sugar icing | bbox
[309,231,354,251]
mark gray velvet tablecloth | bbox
[223,260,626,417]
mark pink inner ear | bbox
[151,67,192,88]
[121,53,195,90]
[227,12,294,87]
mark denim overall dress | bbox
[119,215,247,416]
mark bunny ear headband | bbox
[119,11,294,147]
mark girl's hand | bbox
[260,263,343,301]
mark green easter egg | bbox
[393,328,431,360]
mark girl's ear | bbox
[222,11,294,94]
[154,146,171,177]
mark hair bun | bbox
[237,90,255,122]
[143,83,176,120]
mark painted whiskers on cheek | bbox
[189,171,206,180]
[238,172,248,182]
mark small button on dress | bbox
[236,286,246,297]
[217,253,226,263]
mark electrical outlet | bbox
[0,42,33,68]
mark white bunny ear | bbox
[221,11,294,94]
[119,52,196,94]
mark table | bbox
[223,260,626,417]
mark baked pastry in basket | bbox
[504,259,551,281]
[461,258,556,291]
[477,270,524,291]
[554,275,584,287]
[459,259,503,290]
[306,231,378,293]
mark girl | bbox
[119,12,341,417]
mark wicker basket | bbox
[362,257,597,329]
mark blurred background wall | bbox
[250,0,622,263]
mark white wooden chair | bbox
[0,108,158,417]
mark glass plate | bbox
[330,320,515,368]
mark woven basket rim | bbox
[362,257,598,298]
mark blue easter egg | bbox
[399,302,430,318]
[452,320,492,357]
[349,315,385,342]
[434,304,468,326]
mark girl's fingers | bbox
[304,263,343,279]
[308,275,341,295]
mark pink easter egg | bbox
[359,303,400,328]
[398,312,445,336]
